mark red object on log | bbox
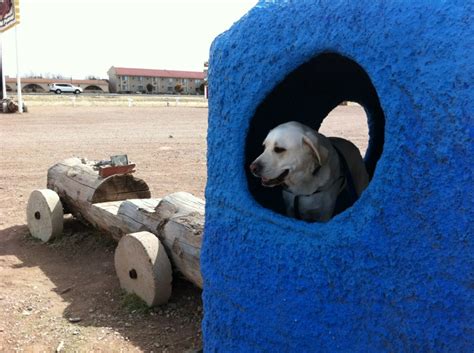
[99,164,136,178]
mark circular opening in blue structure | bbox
[245,52,385,217]
[320,102,369,156]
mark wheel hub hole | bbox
[34,211,41,220]
[129,269,138,279]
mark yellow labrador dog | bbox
[250,121,369,222]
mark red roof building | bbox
[107,66,206,95]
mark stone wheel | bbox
[114,231,172,306]
[26,189,64,242]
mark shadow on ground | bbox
[0,219,203,352]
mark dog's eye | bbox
[274,146,286,154]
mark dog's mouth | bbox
[261,169,289,187]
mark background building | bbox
[5,78,109,93]
[108,67,206,95]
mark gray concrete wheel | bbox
[26,189,64,242]
[114,231,172,306]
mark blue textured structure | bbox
[202,1,473,352]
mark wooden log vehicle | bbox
[26,157,204,306]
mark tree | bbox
[44,73,66,80]
[197,83,205,95]
[174,84,184,94]
[24,71,44,79]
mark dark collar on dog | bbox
[286,175,346,220]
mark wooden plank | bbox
[98,164,135,178]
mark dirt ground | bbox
[0,103,367,352]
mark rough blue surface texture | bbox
[203,1,473,352]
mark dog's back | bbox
[328,137,369,196]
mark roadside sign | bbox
[0,0,20,33]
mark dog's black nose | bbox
[249,162,261,176]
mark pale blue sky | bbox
[1,0,257,79]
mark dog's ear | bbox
[302,134,328,165]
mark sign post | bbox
[0,0,20,111]
[14,24,21,112]
[0,35,5,100]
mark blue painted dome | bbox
[203,1,473,351]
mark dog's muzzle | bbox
[261,169,289,187]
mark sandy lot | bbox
[0,103,367,352]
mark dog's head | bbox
[250,121,329,188]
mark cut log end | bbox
[114,231,172,306]
[26,189,64,242]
